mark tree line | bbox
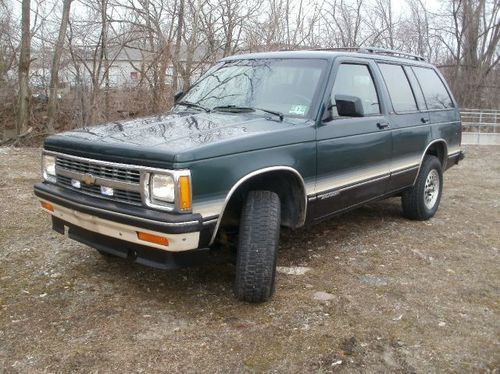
[0,0,498,142]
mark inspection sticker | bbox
[289,105,308,115]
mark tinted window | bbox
[413,67,454,109]
[331,64,380,116]
[379,64,417,112]
[404,66,427,110]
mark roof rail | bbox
[359,47,426,61]
[312,46,426,62]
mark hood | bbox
[44,111,314,167]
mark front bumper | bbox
[34,182,216,253]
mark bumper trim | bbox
[34,182,204,234]
[43,200,200,251]
[40,191,198,227]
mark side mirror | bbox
[174,90,184,103]
[335,94,364,117]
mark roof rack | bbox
[312,46,426,62]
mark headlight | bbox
[42,154,56,183]
[150,174,175,203]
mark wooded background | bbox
[0,0,499,143]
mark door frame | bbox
[309,56,394,221]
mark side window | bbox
[404,66,427,110]
[412,67,454,109]
[331,64,380,116]
[378,63,417,112]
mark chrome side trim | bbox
[316,173,389,200]
[392,165,418,176]
[208,166,307,246]
[38,192,199,228]
[202,218,218,225]
[412,138,449,185]
[314,162,390,195]
[192,200,226,218]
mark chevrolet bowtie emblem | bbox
[82,173,96,185]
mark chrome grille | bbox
[54,154,143,206]
[56,157,140,183]
[57,176,142,205]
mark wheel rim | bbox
[424,169,440,210]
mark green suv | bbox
[34,48,464,302]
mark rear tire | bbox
[402,155,443,220]
[234,190,281,303]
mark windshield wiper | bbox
[176,101,210,113]
[212,105,284,121]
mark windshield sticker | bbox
[289,105,308,115]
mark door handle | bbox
[377,122,390,129]
[421,117,429,124]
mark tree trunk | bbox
[47,0,73,134]
[101,0,110,121]
[17,0,31,136]
[172,0,184,93]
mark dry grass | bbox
[0,145,499,372]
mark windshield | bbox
[176,59,328,118]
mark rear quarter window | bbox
[378,63,418,113]
[412,67,454,110]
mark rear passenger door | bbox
[412,66,461,157]
[377,63,430,190]
[314,59,392,219]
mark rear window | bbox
[378,64,417,112]
[412,67,454,110]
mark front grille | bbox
[57,175,143,205]
[54,154,143,206]
[56,157,140,184]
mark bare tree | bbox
[17,0,31,136]
[47,0,73,133]
[436,0,500,107]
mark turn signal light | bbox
[137,231,169,246]
[178,175,192,211]
[41,201,54,212]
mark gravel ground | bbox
[0,146,499,373]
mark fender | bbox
[413,138,448,185]
[209,166,307,245]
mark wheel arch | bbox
[209,166,307,245]
[413,139,448,185]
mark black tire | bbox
[402,155,443,220]
[234,190,281,303]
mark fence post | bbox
[495,111,498,134]
[478,111,483,144]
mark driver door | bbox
[313,58,393,220]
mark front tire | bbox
[402,155,443,220]
[234,190,281,303]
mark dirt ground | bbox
[0,146,499,373]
